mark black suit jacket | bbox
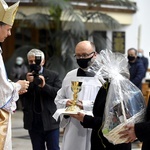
[22,68,62,131]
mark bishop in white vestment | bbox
[0,1,29,149]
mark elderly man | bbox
[22,49,62,150]
[137,49,149,77]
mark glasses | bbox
[74,51,95,59]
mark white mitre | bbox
[0,0,20,26]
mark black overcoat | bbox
[22,68,62,131]
[81,82,131,150]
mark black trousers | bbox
[28,128,60,150]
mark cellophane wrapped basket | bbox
[87,49,146,145]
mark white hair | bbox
[27,48,45,60]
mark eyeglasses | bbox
[74,51,95,59]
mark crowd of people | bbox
[0,0,150,150]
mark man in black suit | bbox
[22,49,62,150]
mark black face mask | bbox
[128,56,135,61]
[77,57,93,69]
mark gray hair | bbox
[27,48,45,60]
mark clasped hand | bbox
[66,99,85,122]
[66,100,83,109]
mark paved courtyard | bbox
[12,111,141,150]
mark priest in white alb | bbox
[54,41,102,150]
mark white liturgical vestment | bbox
[0,47,21,150]
[55,69,102,150]
[0,47,21,111]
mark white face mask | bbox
[138,53,143,57]
[16,57,23,65]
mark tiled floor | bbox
[12,111,141,150]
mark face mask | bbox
[128,56,135,61]
[77,56,93,69]
[16,60,23,66]
[138,53,143,57]
[16,57,23,65]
